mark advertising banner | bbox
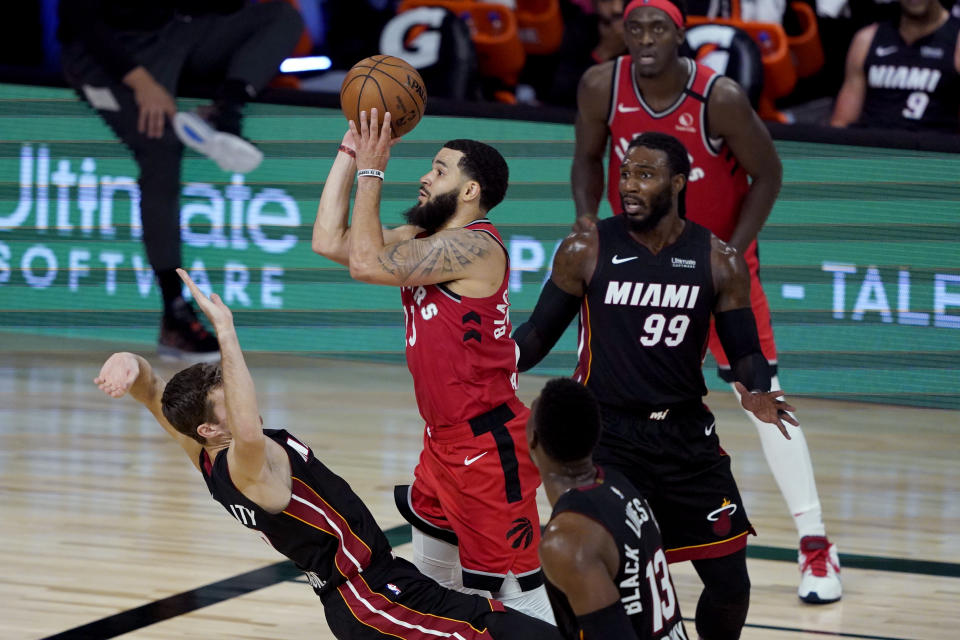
[1,83,956,408]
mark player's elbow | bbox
[311,236,331,257]
[754,153,783,189]
[348,258,381,283]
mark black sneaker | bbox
[158,297,221,363]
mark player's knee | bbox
[132,132,183,169]
[694,549,750,598]
[692,551,750,640]
[493,582,555,625]
[256,0,304,38]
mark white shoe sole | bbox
[173,111,263,174]
[158,344,221,364]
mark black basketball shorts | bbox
[593,402,754,563]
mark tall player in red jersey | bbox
[570,0,842,604]
[312,109,555,623]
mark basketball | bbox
[340,55,427,138]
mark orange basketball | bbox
[340,55,427,137]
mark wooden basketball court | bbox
[2,333,958,639]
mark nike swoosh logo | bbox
[464,452,488,466]
[617,104,641,113]
[704,422,716,436]
[875,46,898,57]
[612,255,638,264]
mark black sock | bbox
[214,78,254,135]
[157,269,183,311]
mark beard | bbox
[623,185,673,233]
[402,190,459,234]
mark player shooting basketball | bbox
[311,109,555,623]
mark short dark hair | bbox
[533,378,601,462]
[161,363,222,444]
[626,131,691,217]
[443,139,509,212]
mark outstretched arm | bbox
[711,238,798,437]
[540,513,638,639]
[177,269,265,481]
[312,132,359,266]
[346,109,499,287]
[95,352,202,470]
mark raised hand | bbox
[734,381,799,440]
[350,108,397,173]
[177,268,233,333]
[95,352,140,398]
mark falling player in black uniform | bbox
[529,377,688,640]
[832,0,960,132]
[512,132,798,640]
[94,268,561,640]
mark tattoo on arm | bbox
[378,232,492,283]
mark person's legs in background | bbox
[172,1,303,171]
[61,46,219,361]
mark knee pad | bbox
[411,528,462,590]
[493,579,556,625]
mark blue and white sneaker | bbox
[173,111,263,174]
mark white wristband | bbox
[357,169,384,180]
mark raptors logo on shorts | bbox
[506,517,535,550]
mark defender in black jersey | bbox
[529,378,688,640]
[95,269,561,640]
[832,0,960,132]
[513,132,798,640]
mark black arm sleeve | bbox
[714,307,771,392]
[577,601,640,640]
[512,280,581,372]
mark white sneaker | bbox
[798,535,842,604]
[173,111,263,173]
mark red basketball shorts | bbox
[396,397,544,593]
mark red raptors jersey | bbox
[607,56,749,242]
[400,219,519,428]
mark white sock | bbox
[731,376,826,539]
[411,528,463,589]
[494,574,556,625]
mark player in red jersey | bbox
[312,110,554,623]
[570,0,842,604]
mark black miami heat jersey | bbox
[860,18,960,132]
[200,429,393,596]
[574,217,715,409]
[544,468,687,640]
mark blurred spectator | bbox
[688,0,789,23]
[830,0,960,131]
[523,0,628,106]
[57,0,303,361]
[326,0,400,70]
